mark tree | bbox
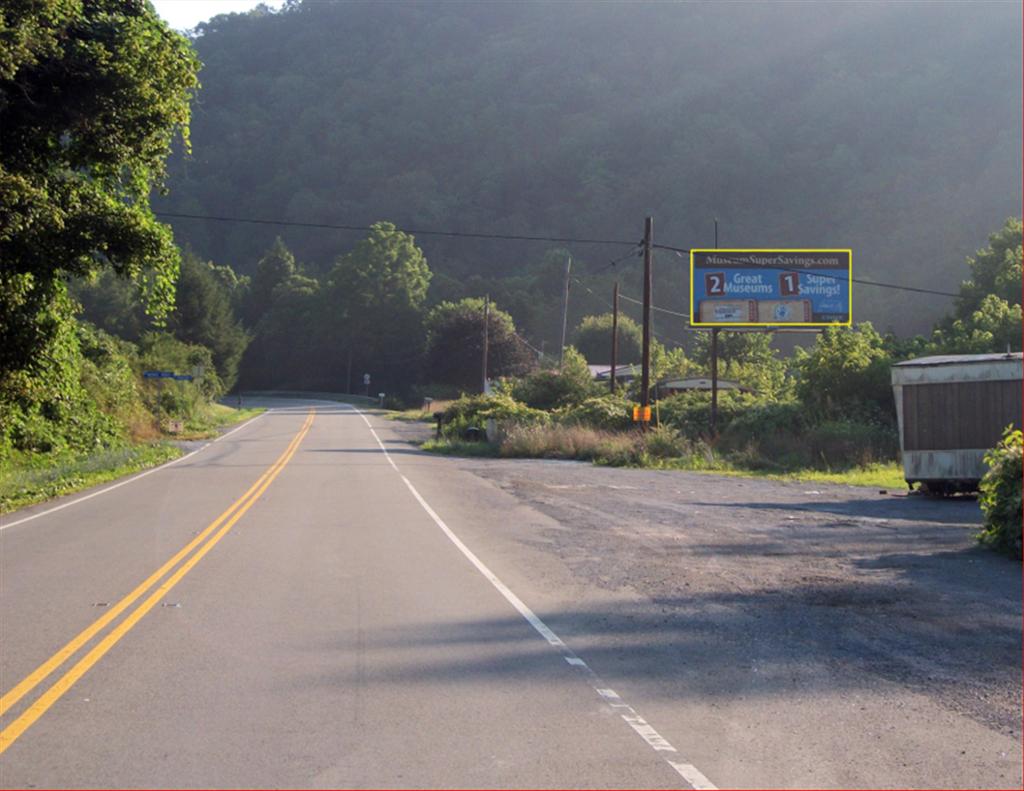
[932,218,1022,354]
[1,0,200,380]
[168,253,249,391]
[424,298,535,391]
[242,237,297,327]
[238,273,321,390]
[691,330,788,398]
[793,322,894,419]
[72,270,152,342]
[323,222,432,391]
[572,313,642,365]
[511,347,597,409]
[951,218,1022,320]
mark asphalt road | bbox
[0,399,1019,789]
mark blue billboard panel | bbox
[690,249,852,327]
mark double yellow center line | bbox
[0,410,315,754]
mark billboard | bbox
[690,249,852,327]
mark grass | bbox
[385,399,456,423]
[422,422,906,489]
[177,403,265,439]
[645,458,907,490]
[0,442,183,514]
[419,438,500,457]
[0,404,266,514]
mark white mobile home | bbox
[891,352,1022,492]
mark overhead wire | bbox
[156,211,638,248]
[652,243,960,298]
[158,210,955,297]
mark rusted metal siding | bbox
[901,380,1021,451]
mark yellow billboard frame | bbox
[689,248,853,328]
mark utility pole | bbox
[482,294,490,393]
[640,217,653,427]
[558,254,572,371]
[710,218,720,435]
[346,349,353,394]
[610,280,619,394]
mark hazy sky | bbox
[152,0,285,31]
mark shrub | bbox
[793,323,895,420]
[557,394,633,430]
[978,427,1023,558]
[510,347,597,409]
[805,419,898,468]
[643,425,690,459]
[657,390,764,438]
[138,332,222,420]
[439,393,549,439]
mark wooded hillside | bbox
[156,0,1021,339]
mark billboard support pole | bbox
[558,254,572,371]
[710,328,719,435]
[710,218,719,436]
[640,217,653,430]
[610,280,619,394]
[482,293,490,394]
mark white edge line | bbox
[0,411,268,531]
[668,761,718,790]
[351,405,717,790]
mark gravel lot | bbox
[390,418,1021,742]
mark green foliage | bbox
[793,323,894,420]
[952,218,1023,322]
[932,218,1022,354]
[439,393,549,439]
[77,323,146,426]
[157,2,1019,347]
[978,427,1023,558]
[511,347,599,409]
[328,221,431,318]
[1,0,200,381]
[168,252,249,391]
[239,270,321,390]
[657,390,766,439]
[243,237,297,327]
[499,424,638,464]
[691,331,789,399]
[0,442,182,513]
[0,287,123,458]
[643,425,691,460]
[573,313,642,365]
[72,269,152,342]
[324,222,432,392]
[424,297,535,390]
[138,332,221,419]
[557,393,633,431]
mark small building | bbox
[588,364,639,384]
[655,377,751,398]
[891,352,1022,492]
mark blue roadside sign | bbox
[143,370,176,378]
[172,374,194,381]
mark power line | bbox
[159,209,958,298]
[618,292,689,319]
[571,277,691,347]
[652,243,960,298]
[156,211,638,248]
[588,244,644,276]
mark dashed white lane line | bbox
[353,407,717,790]
[0,412,268,531]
